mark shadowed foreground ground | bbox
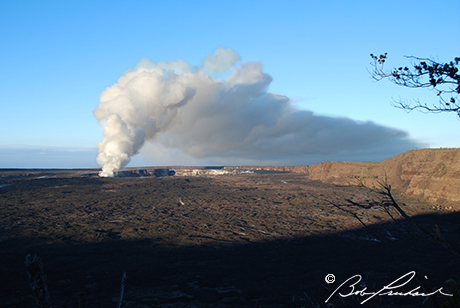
[0,170,459,307]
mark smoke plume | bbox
[94,47,420,177]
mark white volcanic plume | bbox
[94,47,420,177]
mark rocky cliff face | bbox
[224,165,310,173]
[121,167,230,177]
[322,149,459,205]
[307,148,460,206]
[173,168,231,176]
[121,149,460,206]
[225,149,460,206]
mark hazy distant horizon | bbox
[1,146,456,169]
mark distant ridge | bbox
[227,148,460,207]
[6,149,458,206]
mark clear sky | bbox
[1,0,459,169]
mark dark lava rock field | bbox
[0,169,459,307]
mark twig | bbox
[78,292,87,308]
[117,271,127,308]
[349,179,460,257]
[25,254,52,308]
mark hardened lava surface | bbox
[0,169,458,307]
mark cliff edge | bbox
[307,148,460,206]
[226,148,460,207]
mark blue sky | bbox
[1,0,459,169]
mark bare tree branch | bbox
[369,53,460,117]
[348,178,460,257]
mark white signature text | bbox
[325,271,452,304]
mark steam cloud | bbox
[94,47,420,177]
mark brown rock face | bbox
[121,149,460,206]
[227,149,460,206]
[308,148,460,206]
